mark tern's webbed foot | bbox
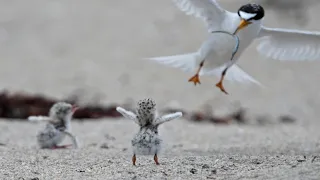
[188,74,201,85]
[215,81,228,95]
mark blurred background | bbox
[0,0,320,123]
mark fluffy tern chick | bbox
[28,102,79,149]
[116,98,183,166]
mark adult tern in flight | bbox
[148,0,320,94]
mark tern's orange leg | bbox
[188,61,204,85]
[154,154,160,165]
[132,154,136,166]
[215,68,229,95]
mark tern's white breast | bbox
[234,21,262,59]
[199,16,262,72]
[199,32,239,71]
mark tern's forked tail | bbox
[146,52,199,73]
[146,53,263,86]
[203,65,263,86]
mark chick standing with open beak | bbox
[28,102,80,149]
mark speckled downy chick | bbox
[116,98,183,166]
[28,102,79,149]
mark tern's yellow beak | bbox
[234,19,252,34]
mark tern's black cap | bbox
[238,3,265,21]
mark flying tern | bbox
[148,0,320,94]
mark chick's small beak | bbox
[72,105,79,112]
[234,19,251,34]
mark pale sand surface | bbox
[0,119,320,180]
[1,0,320,179]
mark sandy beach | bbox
[0,119,320,180]
[1,0,320,179]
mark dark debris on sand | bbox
[0,90,122,120]
[0,90,298,125]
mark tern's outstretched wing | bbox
[28,116,52,122]
[172,0,233,32]
[257,26,320,61]
[116,107,139,125]
[154,112,183,126]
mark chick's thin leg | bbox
[215,68,228,94]
[188,60,204,85]
[132,154,136,166]
[154,154,160,165]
